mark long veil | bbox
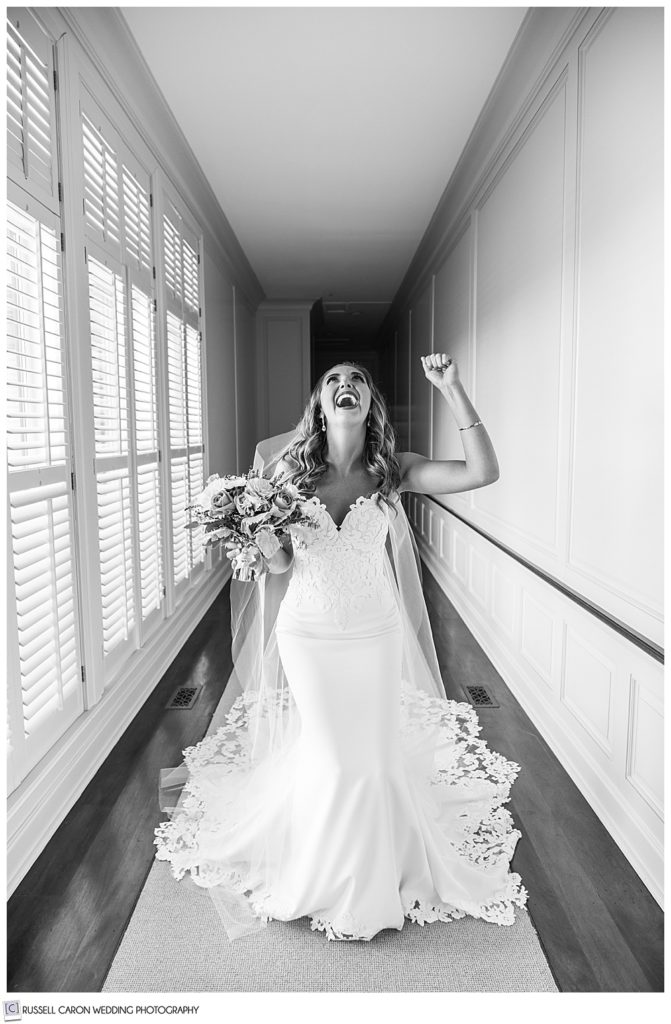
[155,432,471,939]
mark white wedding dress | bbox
[154,493,528,940]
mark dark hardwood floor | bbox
[7,572,664,993]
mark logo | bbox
[3,1003,21,1022]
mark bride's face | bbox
[319,365,372,427]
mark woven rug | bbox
[103,860,557,993]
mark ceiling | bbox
[121,6,527,340]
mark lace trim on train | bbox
[308,876,529,941]
[400,689,522,824]
[154,690,269,879]
[154,688,528,936]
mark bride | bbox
[155,353,528,942]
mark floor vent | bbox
[463,685,499,708]
[166,685,202,710]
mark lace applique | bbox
[154,690,291,879]
[154,685,529,937]
[404,873,528,930]
[284,495,393,629]
[400,690,522,792]
[308,877,529,940]
[309,911,378,942]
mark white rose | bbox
[193,477,224,510]
[246,476,274,499]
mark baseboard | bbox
[418,536,664,908]
[7,562,230,897]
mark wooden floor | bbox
[7,570,664,993]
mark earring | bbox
[320,415,326,433]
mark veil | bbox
[157,429,449,939]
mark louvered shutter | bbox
[6,8,59,212]
[81,109,121,249]
[131,285,163,620]
[185,320,203,560]
[81,98,163,673]
[166,309,189,585]
[6,192,84,786]
[161,201,204,594]
[87,252,136,662]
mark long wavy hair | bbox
[280,362,401,507]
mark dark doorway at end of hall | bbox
[310,298,390,397]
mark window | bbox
[6,8,208,792]
[160,194,204,595]
[7,7,59,209]
[80,94,164,678]
[6,10,83,785]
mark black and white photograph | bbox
[4,1,666,1007]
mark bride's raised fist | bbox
[420,353,459,389]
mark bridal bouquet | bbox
[187,471,315,581]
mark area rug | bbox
[102,860,557,993]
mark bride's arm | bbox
[260,529,294,574]
[398,354,499,495]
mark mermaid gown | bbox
[154,493,528,940]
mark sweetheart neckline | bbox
[310,492,380,531]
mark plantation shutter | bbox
[87,252,136,663]
[81,94,163,677]
[162,200,204,594]
[132,285,163,621]
[6,190,84,787]
[6,7,59,212]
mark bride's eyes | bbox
[325,373,365,384]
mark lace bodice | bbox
[282,494,397,629]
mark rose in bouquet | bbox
[187,470,315,581]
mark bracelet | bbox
[458,419,483,432]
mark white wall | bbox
[255,301,313,440]
[568,9,664,627]
[384,8,664,900]
[234,289,259,472]
[408,279,434,457]
[432,223,473,520]
[394,313,412,450]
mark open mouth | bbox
[335,391,359,409]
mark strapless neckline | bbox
[310,492,380,532]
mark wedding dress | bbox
[154,489,529,941]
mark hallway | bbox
[6,5,664,999]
